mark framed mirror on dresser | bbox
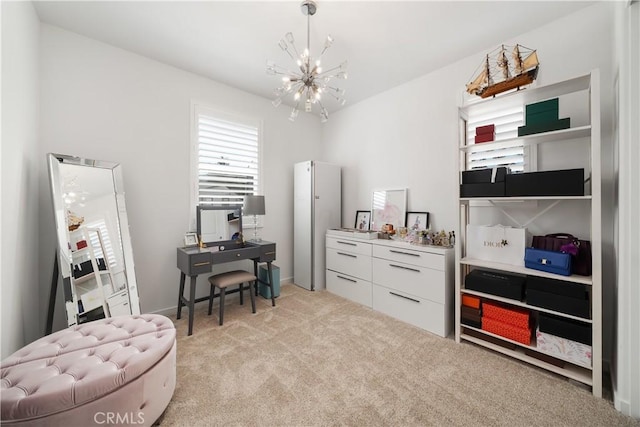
[47,153,141,331]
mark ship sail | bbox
[497,45,510,80]
[466,69,487,94]
[522,50,539,70]
[513,44,524,75]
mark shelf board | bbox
[459,257,593,285]
[460,289,592,323]
[460,331,592,385]
[459,126,591,152]
[460,195,591,203]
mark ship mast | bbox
[485,54,493,86]
[497,44,510,80]
[513,44,524,75]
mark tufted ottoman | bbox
[1,314,176,426]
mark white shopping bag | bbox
[466,224,531,266]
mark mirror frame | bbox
[47,153,141,327]
[370,188,407,231]
[196,205,244,248]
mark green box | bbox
[258,264,280,299]
[525,98,559,115]
[526,109,559,126]
[518,118,571,137]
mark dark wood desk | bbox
[176,240,276,335]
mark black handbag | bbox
[531,233,592,276]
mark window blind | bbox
[466,105,526,172]
[84,222,117,269]
[196,112,260,206]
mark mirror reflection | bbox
[197,205,243,245]
[48,153,141,327]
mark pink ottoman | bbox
[1,314,176,426]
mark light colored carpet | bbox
[160,284,638,426]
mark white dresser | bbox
[326,234,454,337]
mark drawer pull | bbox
[336,275,357,283]
[264,251,276,255]
[193,262,210,267]
[336,241,357,246]
[389,263,420,273]
[389,249,420,257]
[337,252,357,258]
[389,291,420,303]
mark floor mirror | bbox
[47,153,141,329]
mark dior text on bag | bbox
[531,233,592,276]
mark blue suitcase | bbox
[524,247,572,276]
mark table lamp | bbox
[243,195,265,242]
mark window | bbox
[465,104,531,173]
[191,104,262,226]
[84,221,117,270]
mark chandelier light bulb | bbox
[268,0,347,122]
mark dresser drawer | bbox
[326,248,372,281]
[372,258,445,304]
[326,237,372,256]
[372,284,446,337]
[373,245,444,270]
[189,252,212,275]
[326,270,372,307]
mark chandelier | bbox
[266,0,347,122]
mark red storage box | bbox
[482,316,531,345]
[474,133,494,144]
[462,294,481,309]
[76,240,88,250]
[476,124,495,135]
[482,301,530,329]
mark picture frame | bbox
[370,188,407,231]
[406,212,430,231]
[184,232,198,247]
[354,210,371,230]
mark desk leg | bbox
[267,261,276,307]
[188,276,197,336]
[253,260,259,296]
[177,272,186,319]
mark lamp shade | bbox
[243,195,265,216]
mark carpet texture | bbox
[161,284,637,426]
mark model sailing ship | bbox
[466,44,539,98]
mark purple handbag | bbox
[531,233,592,276]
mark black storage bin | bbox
[526,276,590,318]
[460,182,506,198]
[73,260,94,279]
[505,168,584,197]
[462,167,508,184]
[465,269,525,301]
[538,313,592,345]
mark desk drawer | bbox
[373,284,446,337]
[373,245,444,270]
[372,258,445,304]
[326,248,371,281]
[326,237,372,256]
[326,270,372,307]
[189,253,212,275]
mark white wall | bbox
[38,24,322,329]
[1,1,41,358]
[323,3,617,361]
[614,0,640,418]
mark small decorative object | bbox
[243,195,266,242]
[354,210,371,230]
[184,232,198,247]
[67,210,84,231]
[406,212,429,231]
[76,240,87,250]
[466,44,539,98]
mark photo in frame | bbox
[370,188,407,231]
[184,232,198,247]
[406,212,430,231]
[354,210,371,230]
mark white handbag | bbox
[466,224,531,267]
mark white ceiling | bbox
[33,1,595,114]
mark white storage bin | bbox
[466,224,531,267]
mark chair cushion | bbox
[0,314,175,422]
[208,270,257,288]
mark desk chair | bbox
[207,270,257,325]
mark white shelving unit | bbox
[454,71,602,397]
[70,226,115,320]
